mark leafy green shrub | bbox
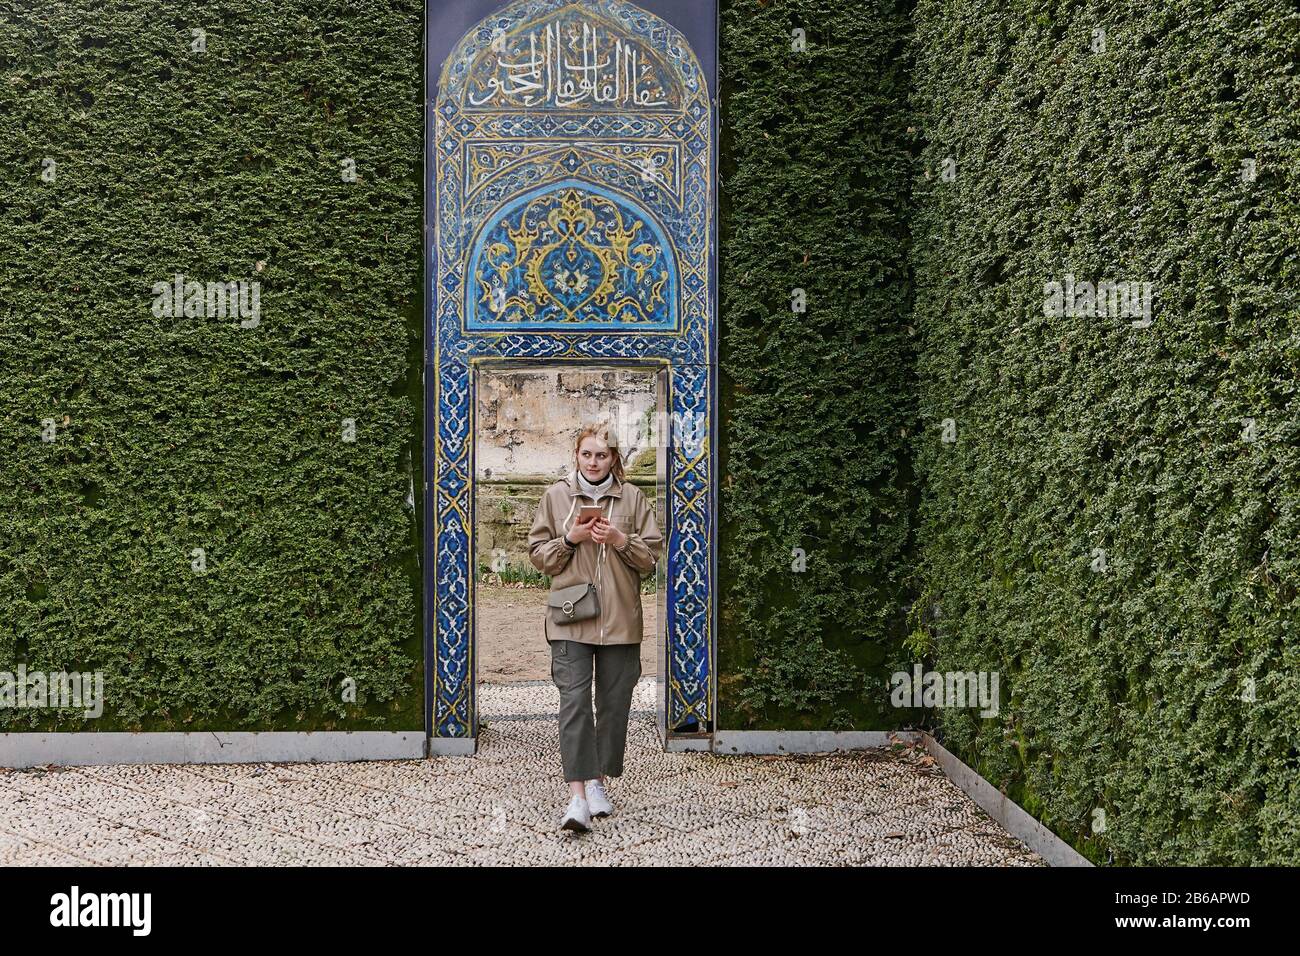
[0,0,425,731]
[911,0,1300,864]
[716,0,918,730]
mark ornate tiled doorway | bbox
[424,0,718,751]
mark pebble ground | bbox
[0,680,1045,866]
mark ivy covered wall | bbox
[910,0,1300,864]
[0,0,426,731]
[715,0,918,730]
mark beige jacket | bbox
[527,468,663,645]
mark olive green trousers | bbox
[549,639,642,783]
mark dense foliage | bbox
[910,0,1300,863]
[716,0,918,730]
[0,0,425,730]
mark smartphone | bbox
[576,506,605,525]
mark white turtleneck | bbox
[575,468,616,502]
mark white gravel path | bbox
[0,680,1045,866]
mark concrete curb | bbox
[0,731,426,767]
[711,730,922,753]
[919,733,1092,867]
[427,736,477,756]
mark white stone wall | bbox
[476,368,658,479]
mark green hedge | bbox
[0,0,425,731]
[1,0,925,737]
[910,0,1300,863]
[6,0,1296,867]
[716,0,918,730]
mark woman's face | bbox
[577,436,613,482]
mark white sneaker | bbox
[560,794,592,832]
[585,779,613,817]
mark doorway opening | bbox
[472,364,669,742]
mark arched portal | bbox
[425,0,717,751]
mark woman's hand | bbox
[566,517,595,544]
[590,516,627,549]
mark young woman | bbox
[527,422,663,832]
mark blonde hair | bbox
[573,421,626,482]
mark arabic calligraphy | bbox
[468,18,672,109]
